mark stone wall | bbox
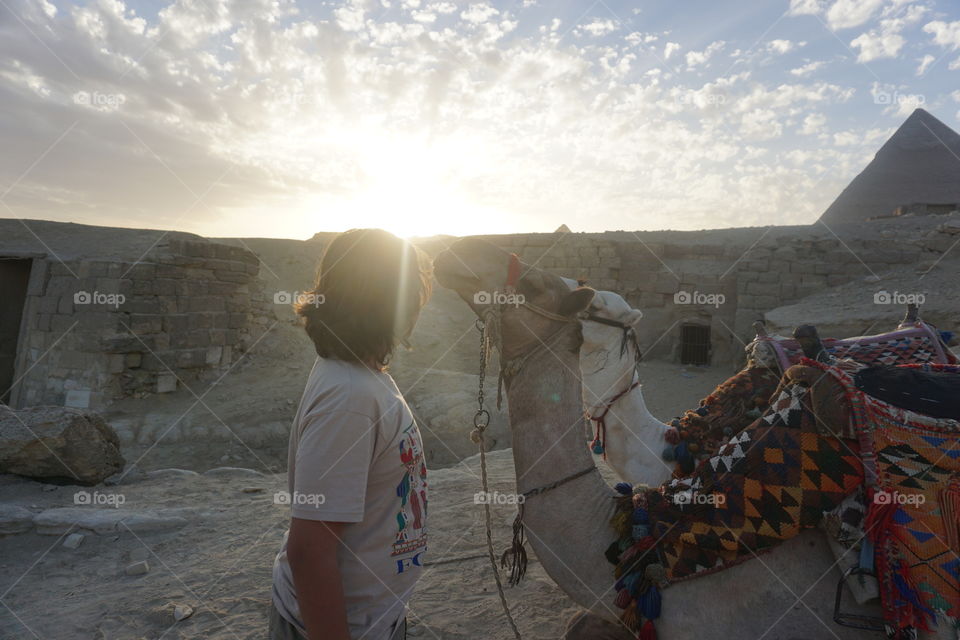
[10,238,272,410]
[466,221,937,369]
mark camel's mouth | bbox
[433,249,483,294]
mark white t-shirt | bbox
[272,357,428,640]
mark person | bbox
[270,229,433,640]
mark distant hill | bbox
[819,108,960,225]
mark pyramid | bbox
[818,109,960,225]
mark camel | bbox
[434,238,951,640]
[569,286,673,488]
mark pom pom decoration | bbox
[661,446,676,462]
[615,482,633,496]
[663,427,680,445]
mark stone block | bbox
[156,373,177,393]
[205,346,223,366]
[125,353,142,368]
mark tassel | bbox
[938,477,960,553]
[633,508,650,524]
[638,619,657,640]
[500,505,527,585]
[605,541,622,565]
[620,606,640,632]
[638,586,662,619]
[614,589,632,609]
[615,482,634,496]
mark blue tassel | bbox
[624,573,642,597]
[615,482,633,496]
[858,538,875,572]
[638,586,662,619]
[940,330,954,344]
[592,439,605,455]
[632,508,649,524]
[632,524,650,540]
[661,445,676,462]
[695,406,709,417]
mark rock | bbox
[33,508,189,535]
[173,604,194,621]
[125,560,149,576]
[63,532,85,549]
[863,274,881,283]
[0,504,34,535]
[241,487,263,494]
[203,467,264,478]
[104,465,146,486]
[0,406,125,485]
[145,469,200,480]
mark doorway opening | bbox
[0,259,32,405]
[679,323,711,366]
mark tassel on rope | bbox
[638,619,657,640]
[500,503,528,585]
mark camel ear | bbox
[627,308,643,331]
[558,287,596,317]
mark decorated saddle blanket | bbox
[607,383,864,636]
[664,323,956,480]
[751,321,957,374]
[813,361,960,637]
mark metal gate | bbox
[680,324,711,365]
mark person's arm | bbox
[287,517,351,640]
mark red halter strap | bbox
[588,380,641,460]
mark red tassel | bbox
[638,619,657,640]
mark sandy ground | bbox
[0,450,630,640]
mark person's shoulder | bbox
[302,357,397,416]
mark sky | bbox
[1,0,959,239]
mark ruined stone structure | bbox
[0,221,273,410]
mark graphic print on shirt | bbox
[392,420,427,571]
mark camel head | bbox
[577,290,643,409]
[434,238,596,362]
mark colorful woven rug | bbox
[665,322,957,480]
[752,321,957,374]
[607,383,864,637]
[810,360,960,638]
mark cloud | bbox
[800,112,827,135]
[923,20,960,50]
[767,39,803,54]
[664,41,680,60]
[685,41,725,68]
[825,0,884,30]
[788,0,824,16]
[851,28,905,62]
[460,3,498,24]
[790,60,826,76]
[917,54,935,76]
[578,19,619,37]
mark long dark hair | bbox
[296,229,433,369]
